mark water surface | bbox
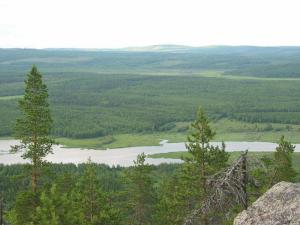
[0,140,299,167]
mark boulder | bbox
[234,181,300,225]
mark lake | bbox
[0,139,299,166]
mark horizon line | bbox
[1,44,300,51]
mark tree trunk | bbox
[201,142,208,225]
[31,156,38,193]
[32,134,38,193]
[241,154,248,209]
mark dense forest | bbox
[0,154,296,225]
[0,61,299,224]
[1,46,300,139]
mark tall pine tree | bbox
[11,65,54,193]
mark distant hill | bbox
[1,46,300,78]
[120,44,195,52]
[1,45,300,138]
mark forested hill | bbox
[1,46,300,138]
[1,46,300,77]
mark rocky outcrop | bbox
[234,182,300,225]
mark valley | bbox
[1,46,300,147]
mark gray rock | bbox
[234,182,300,225]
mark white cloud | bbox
[0,0,300,48]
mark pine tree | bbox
[33,185,61,225]
[6,190,38,225]
[184,107,229,224]
[154,169,200,225]
[71,159,121,225]
[11,65,54,193]
[271,135,297,185]
[185,107,229,188]
[33,182,77,225]
[124,153,155,225]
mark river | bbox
[0,140,299,167]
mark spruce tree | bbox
[11,65,54,193]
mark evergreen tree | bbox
[154,167,200,225]
[6,190,38,225]
[71,159,121,225]
[11,65,54,193]
[184,107,229,224]
[33,185,62,225]
[124,153,155,225]
[271,135,297,184]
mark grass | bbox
[55,119,300,149]
[212,119,300,143]
[198,70,300,81]
[57,133,167,149]
[0,95,22,100]
[0,136,13,140]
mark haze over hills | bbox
[1,45,300,77]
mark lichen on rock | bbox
[234,181,300,225]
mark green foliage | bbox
[33,185,64,225]
[153,110,277,225]
[12,65,54,160]
[178,108,230,224]
[185,108,229,174]
[11,65,54,193]
[1,48,300,224]
[6,190,38,225]
[2,48,300,140]
[149,151,300,181]
[70,159,121,225]
[1,152,299,225]
[154,163,202,225]
[5,162,123,225]
[123,153,155,225]
[271,136,297,184]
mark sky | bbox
[0,0,300,48]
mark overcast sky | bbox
[0,0,300,48]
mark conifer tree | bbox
[185,108,229,190]
[154,169,200,225]
[6,190,38,225]
[71,159,121,225]
[184,107,229,224]
[11,65,54,193]
[124,153,155,225]
[33,185,61,225]
[271,135,297,184]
